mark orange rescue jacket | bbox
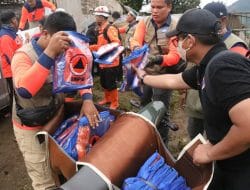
[19,0,56,30]
[0,26,22,78]
[89,21,121,69]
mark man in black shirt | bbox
[133,8,250,190]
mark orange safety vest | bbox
[89,22,121,69]
[0,26,22,78]
[19,0,56,30]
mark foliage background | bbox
[119,0,201,13]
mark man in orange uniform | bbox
[0,11,22,114]
[19,0,56,30]
[130,0,182,143]
[12,11,99,190]
[90,6,121,110]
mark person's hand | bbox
[79,99,100,128]
[147,55,163,66]
[193,142,213,165]
[133,46,140,51]
[44,31,72,59]
[24,32,31,44]
[131,64,147,80]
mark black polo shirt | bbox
[182,42,250,169]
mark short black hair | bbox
[0,11,16,24]
[164,0,172,5]
[44,11,76,34]
[194,34,221,45]
[178,32,221,45]
[112,11,121,20]
[39,16,47,27]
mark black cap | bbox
[203,2,228,18]
[0,11,16,24]
[166,8,220,37]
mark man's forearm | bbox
[208,125,250,161]
[143,73,190,90]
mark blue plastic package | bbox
[122,152,191,190]
[78,111,112,137]
[53,31,93,93]
[122,45,149,92]
[53,115,78,140]
[94,46,124,65]
[122,44,149,65]
[93,42,120,59]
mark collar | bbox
[196,42,227,87]
[222,28,232,41]
[128,20,138,28]
[199,42,227,68]
[151,14,171,29]
[100,21,109,31]
[31,37,43,56]
[0,25,17,39]
[24,0,43,12]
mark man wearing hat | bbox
[185,2,250,141]
[130,0,183,143]
[90,6,121,110]
[204,2,249,55]
[123,10,138,51]
[133,8,250,189]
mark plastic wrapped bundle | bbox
[122,152,191,190]
[122,44,149,93]
[53,31,93,93]
[93,43,124,65]
[53,111,114,161]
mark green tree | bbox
[119,0,144,11]
[172,0,200,14]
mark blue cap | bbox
[166,8,220,37]
[203,2,228,18]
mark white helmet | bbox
[93,6,110,18]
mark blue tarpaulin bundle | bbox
[53,111,114,160]
[93,42,124,64]
[53,111,114,161]
[123,152,191,190]
[121,44,149,96]
[53,31,93,93]
[122,44,149,65]
[78,111,113,137]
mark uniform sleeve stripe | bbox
[37,53,55,69]
[17,87,32,99]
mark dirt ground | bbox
[0,116,32,190]
[0,90,189,190]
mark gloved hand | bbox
[147,55,163,66]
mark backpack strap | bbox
[103,24,122,43]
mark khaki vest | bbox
[124,21,138,50]
[143,16,177,74]
[224,32,248,49]
[12,42,64,124]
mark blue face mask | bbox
[177,37,190,62]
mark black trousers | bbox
[6,77,13,112]
[208,163,250,190]
[100,67,119,90]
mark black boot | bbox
[157,114,179,145]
